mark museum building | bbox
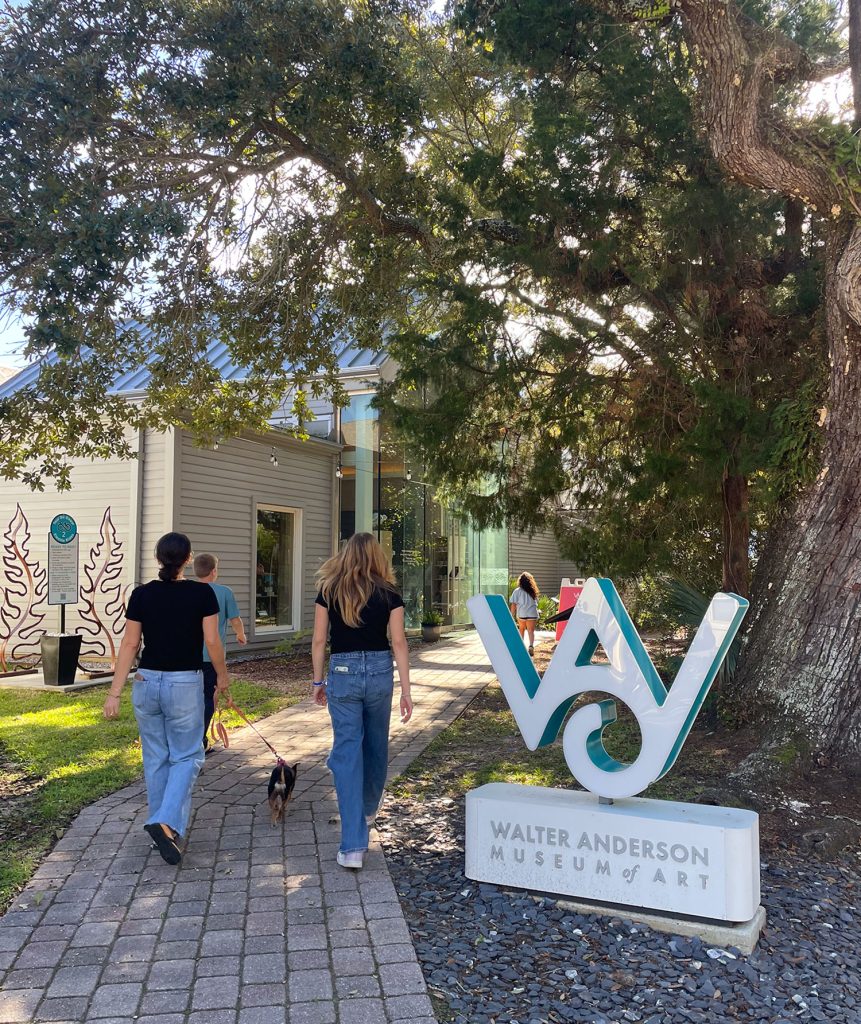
[0,340,577,661]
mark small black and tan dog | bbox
[268,760,299,825]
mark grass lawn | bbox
[390,653,749,808]
[0,677,300,911]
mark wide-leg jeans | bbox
[326,650,394,854]
[132,668,206,838]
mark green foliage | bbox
[0,0,426,486]
[272,629,311,656]
[536,593,557,625]
[377,3,832,591]
[767,376,825,504]
[623,575,677,634]
[0,0,835,622]
[421,609,444,626]
[659,576,741,687]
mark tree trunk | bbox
[731,223,861,759]
[642,0,861,759]
[721,470,750,598]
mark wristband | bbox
[312,680,326,687]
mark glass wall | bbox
[256,506,297,630]
[339,393,378,537]
[338,392,509,629]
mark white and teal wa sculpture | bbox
[467,577,747,799]
[465,578,761,935]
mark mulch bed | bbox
[377,638,861,1024]
[229,651,316,697]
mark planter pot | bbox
[40,634,83,686]
[422,624,442,643]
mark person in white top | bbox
[509,571,540,656]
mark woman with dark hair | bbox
[510,571,540,657]
[312,532,413,870]
[103,532,230,864]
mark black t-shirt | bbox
[316,585,404,654]
[126,580,219,671]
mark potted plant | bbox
[421,609,444,643]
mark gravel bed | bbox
[377,796,861,1024]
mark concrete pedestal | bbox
[466,783,762,935]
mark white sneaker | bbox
[337,850,364,870]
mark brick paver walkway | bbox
[0,634,495,1024]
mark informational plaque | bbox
[48,514,79,606]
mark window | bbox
[255,505,299,631]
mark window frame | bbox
[252,501,303,635]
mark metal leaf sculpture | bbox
[78,507,126,667]
[0,504,47,672]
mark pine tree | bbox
[378,6,826,600]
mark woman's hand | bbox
[103,694,121,720]
[216,670,231,695]
[313,682,328,708]
[400,690,413,724]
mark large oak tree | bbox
[1,0,859,758]
[625,2,861,759]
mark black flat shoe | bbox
[144,823,182,865]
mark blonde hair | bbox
[519,571,539,599]
[317,533,397,627]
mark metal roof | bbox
[0,332,388,400]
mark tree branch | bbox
[261,117,433,251]
[803,51,852,83]
[595,0,848,213]
[850,0,861,130]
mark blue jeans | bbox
[132,668,206,838]
[326,651,394,854]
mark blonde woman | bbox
[510,571,540,656]
[312,533,413,869]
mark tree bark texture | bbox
[667,1,861,757]
[721,471,750,598]
[732,225,861,757]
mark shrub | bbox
[273,629,311,657]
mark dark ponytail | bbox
[155,532,192,582]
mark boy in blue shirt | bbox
[194,553,247,748]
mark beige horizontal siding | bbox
[138,429,168,582]
[0,436,137,649]
[558,558,583,584]
[509,527,578,598]
[176,431,336,655]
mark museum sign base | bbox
[466,783,764,952]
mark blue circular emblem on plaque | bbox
[50,514,77,544]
